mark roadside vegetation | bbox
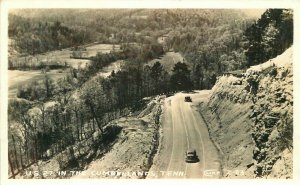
[7,9,293,178]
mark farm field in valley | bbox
[8,43,121,98]
[8,70,68,98]
[10,43,121,69]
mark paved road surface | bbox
[148,91,221,179]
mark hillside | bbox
[198,47,293,178]
[14,96,163,179]
[7,8,293,179]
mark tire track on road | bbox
[165,99,175,177]
[189,104,206,178]
[178,99,190,178]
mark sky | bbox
[242,9,266,19]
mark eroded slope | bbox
[198,47,293,178]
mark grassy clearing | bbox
[10,44,120,69]
[8,43,121,98]
[8,70,68,98]
[85,44,120,56]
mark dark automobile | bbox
[184,96,192,102]
[185,149,199,163]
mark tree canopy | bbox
[243,9,293,67]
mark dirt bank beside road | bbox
[71,96,163,179]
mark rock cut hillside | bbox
[198,47,293,178]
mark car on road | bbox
[184,96,192,102]
[185,149,199,163]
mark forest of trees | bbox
[243,9,293,67]
[8,9,293,177]
[9,16,94,55]
[9,9,293,69]
[9,9,255,89]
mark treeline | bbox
[15,39,165,101]
[17,74,56,101]
[100,61,193,109]
[15,52,124,101]
[78,42,164,85]
[8,60,68,71]
[162,11,251,89]
[243,9,293,67]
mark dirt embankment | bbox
[16,96,163,179]
[198,47,293,179]
[71,96,164,179]
[199,88,254,178]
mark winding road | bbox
[148,91,221,179]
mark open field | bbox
[8,43,122,98]
[8,58,124,98]
[9,43,120,69]
[8,69,68,98]
[86,44,120,56]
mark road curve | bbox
[148,91,221,179]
